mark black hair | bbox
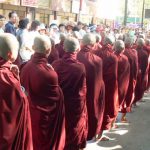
[18,18,29,29]
[59,23,65,28]
[0,15,5,19]
[30,20,40,31]
[8,11,17,18]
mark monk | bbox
[77,33,105,141]
[52,37,88,150]
[55,33,66,58]
[92,34,102,53]
[95,36,119,132]
[121,37,138,121]
[134,38,149,105]
[20,35,65,150]
[0,33,33,150]
[114,40,130,122]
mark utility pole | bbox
[124,0,128,26]
[141,0,145,28]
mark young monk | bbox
[77,33,105,141]
[52,37,88,150]
[20,35,65,150]
[0,33,33,150]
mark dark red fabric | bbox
[122,47,138,112]
[95,45,118,130]
[0,57,33,150]
[92,43,102,54]
[52,52,88,150]
[20,53,65,150]
[48,46,59,64]
[134,47,149,103]
[115,53,130,112]
[77,46,105,140]
[55,41,65,58]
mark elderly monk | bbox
[52,37,88,150]
[77,33,105,141]
[121,37,138,121]
[20,35,65,150]
[95,35,118,132]
[114,40,130,122]
[134,38,149,105]
[0,33,33,150]
[55,33,66,58]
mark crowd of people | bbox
[0,10,150,150]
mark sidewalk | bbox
[85,93,150,150]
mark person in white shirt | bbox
[0,15,6,34]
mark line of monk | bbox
[0,31,150,150]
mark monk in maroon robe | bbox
[48,38,59,64]
[94,36,119,131]
[134,38,149,104]
[114,40,130,122]
[55,33,66,58]
[0,33,33,150]
[121,37,138,121]
[92,34,102,54]
[20,35,65,150]
[77,33,105,141]
[52,37,88,150]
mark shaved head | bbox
[114,40,125,53]
[33,35,51,55]
[82,33,96,46]
[0,33,19,62]
[103,35,115,46]
[64,37,80,52]
[137,38,145,47]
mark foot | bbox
[94,133,102,141]
[100,136,110,141]
[121,117,128,123]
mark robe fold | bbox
[95,45,118,130]
[115,53,130,112]
[52,52,88,150]
[134,47,149,103]
[20,53,65,150]
[0,57,33,150]
[77,46,105,140]
[122,47,138,113]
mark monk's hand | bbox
[10,64,20,78]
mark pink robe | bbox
[20,53,65,150]
[115,53,130,112]
[95,45,118,130]
[77,46,105,140]
[52,52,88,150]
[122,47,138,112]
[0,57,33,150]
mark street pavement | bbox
[85,93,150,150]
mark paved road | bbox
[85,93,150,150]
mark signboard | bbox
[0,0,19,5]
[37,0,50,8]
[21,0,38,7]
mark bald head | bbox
[103,35,115,46]
[0,33,19,62]
[136,38,145,47]
[114,40,125,54]
[64,37,80,52]
[33,35,51,55]
[60,33,66,41]
[124,37,134,46]
[82,33,96,46]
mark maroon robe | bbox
[123,47,138,112]
[77,45,105,140]
[55,41,65,58]
[20,53,65,150]
[95,45,118,130]
[48,45,59,64]
[134,46,149,103]
[0,57,33,150]
[52,52,88,150]
[115,53,130,112]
